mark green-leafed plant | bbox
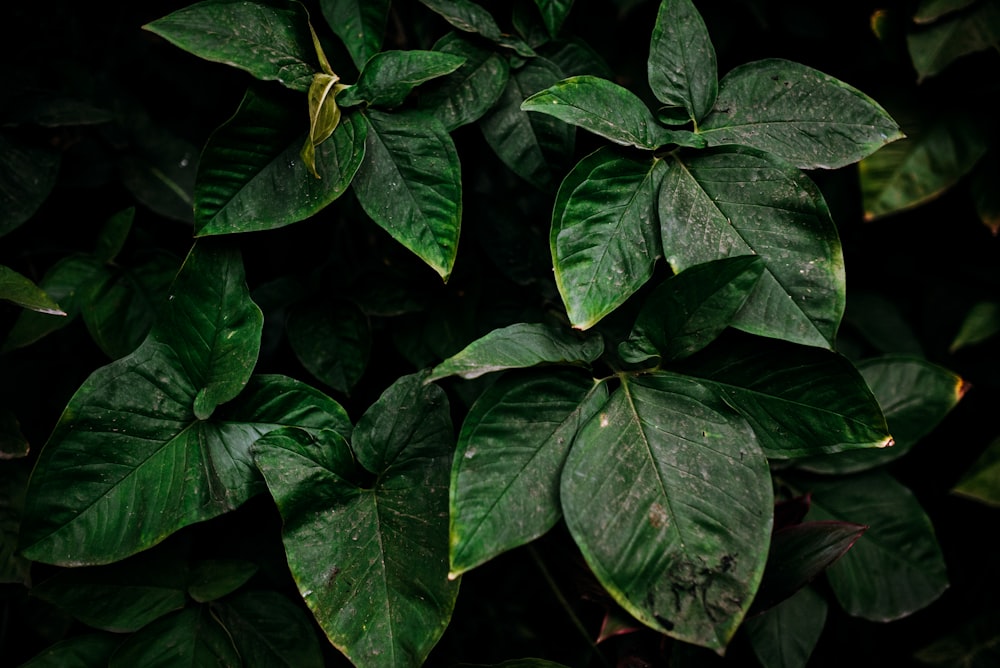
[3,0,995,666]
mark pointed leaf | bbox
[187,559,258,602]
[0,265,66,315]
[109,607,241,668]
[320,0,390,71]
[745,586,827,668]
[93,207,134,264]
[195,89,366,235]
[420,0,535,57]
[533,0,574,37]
[797,355,965,474]
[699,59,903,169]
[660,147,845,348]
[907,1,1000,80]
[677,337,891,459]
[561,372,772,652]
[254,373,458,667]
[647,0,717,124]
[143,0,317,92]
[803,470,949,621]
[287,299,371,395]
[420,32,510,131]
[620,255,765,364]
[336,50,466,108]
[427,322,604,381]
[212,590,325,668]
[522,75,674,149]
[953,436,1000,508]
[479,57,574,191]
[0,133,60,237]
[951,301,1000,351]
[449,370,608,576]
[552,148,665,329]
[860,114,989,220]
[302,73,344,179]
[352,109,462,281]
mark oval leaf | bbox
[552,148,665,329]
[660,146,845,348]
[699,59,903,169]
[108,607,241,668]
[0,134,60,237]
[287,299,371,395]
[561,372,772,652]
[212,590,325,668]
[647,0,718,124]
[744,586,828,668]
[420,32,510,131]
[337,50,466,109]
[321,0,390,71]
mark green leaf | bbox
[796,355,965,474]
[420,0,536,57]
[533,0,575,37]
[479,57,574,191]
[320,0,390,71]
[0,265,66,315]
[109,607,241,668]
[195,89,366,235]
[552,148,665,329]
[187,559,258,603]
[18,634,123,668]
[678,337,891,459]
[953,436,1000,508]
[0,133,60,237]
[449,370,608,576]
[0,413,29,460]
[420,32,510,131]
[914,0,977,23]
[212,590,325,668]
[352,109,462,281]
[647,0,717,124]
[744,586,828,668]
[253,373,458,667]
[907,1,1000,80]
[427,322,604,381]
[914,609,1000,668]
[143,0,317,92]
[860,115,990,221]
[0,461,30,583]
[803,470,949,621]
[337,50,466,108]
[287,299,371,395]
[971,149,1000,235]
[698,59,903,169]
[620,255,765,364]
[522,75,673,149]
[30,551,189,632]
[93,207,134,264]
[302,73,344,179]
[561,372,772,652]
[660,146,845,348]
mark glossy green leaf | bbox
[337,50,466,108]
[620,255,765,364]
[0,265,65,315]
[745,586,827,668]
[797,355,965,474]
[420,33,510,131]
[30,552,189,632]
[860,115,989,220]
[2,256,104,352]
[302,73,344,179]
[187,559,258,603]
[449,370,608,576]
[18,634,122,668]
[907,1,1000,80]
[533,0,574,37]
[427,322,604,381]
[660,146,844,348]
[212,590,325,668]
[320,0,390,71]
[352,109,462,281]
[561,372,772,652]
[647,0,717,124]
[803,470,949,621]
[479,57,574,191]
[420,0,535,57]
[143,0,317,92]
[195,89,366,235]
[94,207,134,264]
[699,59,903,169]
[953,436,1000,508]
[522,75,673,149]
[678,337,891,459]
[109,607,241,668]
[749,521,866,615]
[253,373,458,667]
[287,299,371,395]
[552,148,665,329]
[0,133,60,237]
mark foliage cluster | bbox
[2,0,999,666]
